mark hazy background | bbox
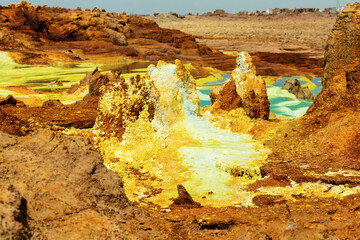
[1,0,358,14]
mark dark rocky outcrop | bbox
[0,129,130,238]
[152,12,185,20]
[0,1,236,71]
[210,80,242,111]
[94,73,157,141]
[82,67,110,97]
[67,67,111,115]
[252,194,286,207]
[257,3,360,190]
[308,3,360,113]
[300,3,360,162]
[210,52,270,119]
[0,108,29,136]
[0,95,25,107]
[42,99,64,107]
[0,183,30,239]
[282,78,314,100]
[169,185,202,209]
[1,103,98,130]
[204,9,230,17]
[230,52,269,119]
[67,67,109,96]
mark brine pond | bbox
[0,52,321,118]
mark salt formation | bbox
[211,52,270,119]
[94,59,200,143]
[148,59,200,136]
[94,59,268,206]
[94,74,157,142]
[93,60,201,199]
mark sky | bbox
[1,0,358,14]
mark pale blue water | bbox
[198,75,323,118]
[198,89,212,107]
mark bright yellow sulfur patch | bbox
[0,52,18,67]
[264,76,278,86]
[61,127,94,138]
[183,63,215,79]
[298,76,310,82]
[301,81,317,91]
[94,60,272,208]
[136,117,269,208]
[195,74,223,88]
[99,109,164,200]
[220,51,239,57]
[205,107,255,134]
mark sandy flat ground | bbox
[147,14,338,77]
[150,14,337,53]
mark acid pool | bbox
[197,74,323,118]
